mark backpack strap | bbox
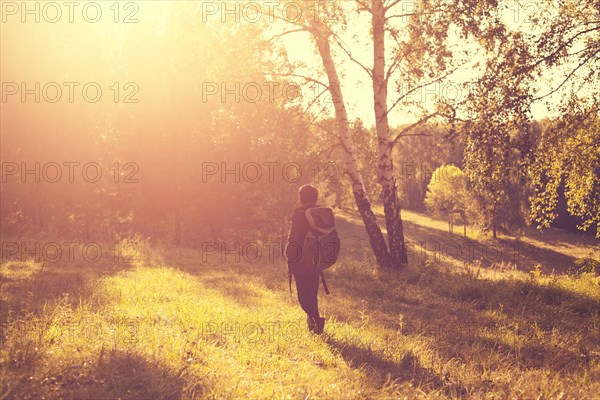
[320,272,330,295]
[291,272,329,296]
[305,208,335,235]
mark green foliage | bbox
[394,124,463,210]
[424,164,472,226]
[529,101,600,237]
[455,0,598,237]
[460,28,536,236]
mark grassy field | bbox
[1,210,599,399]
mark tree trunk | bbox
[333,180,343,209]
[312,25,391,267]
[371,0,407,266]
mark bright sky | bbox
[0,0,586,131]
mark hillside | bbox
[1,210,599,399]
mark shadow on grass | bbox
[323,335,469,397]
[473,335,589,371]
[90,350,189,400]
[517,224,599,248]
[330,262,598,374]
[199,271,268,307]
[0,260,135,328]
[320,213,599,376]
[402,219,580,274]
[2,350,197,400]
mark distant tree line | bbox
[1,1,598,255]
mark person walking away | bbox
[286,184,325,334]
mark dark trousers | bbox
[294,272,320,319]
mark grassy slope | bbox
[1,211,599,399]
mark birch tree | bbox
[333,0,492,265]
[266,1,392,266]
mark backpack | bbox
[289,207,340,296]
[302,207,340,272]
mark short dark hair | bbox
[299,184,318,204]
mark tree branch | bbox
[532,49,599,101]
[386,12,418,20]
[356,0,371,13]
[391,113,439,145]
[332,34,373,78]
[302,141,344,171]
[384,0,403,12]
[522,25,600,74]
[385,55,401,83]
[387,66,460,114]
[266,72,329,89]
[264,28,308,43]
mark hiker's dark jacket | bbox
[286,204,318,275]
